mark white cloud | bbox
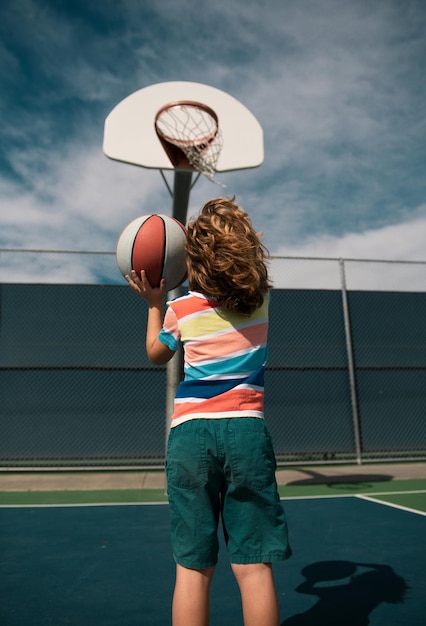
[0,135,225,283]
[273,211,426,260]
[270,212,426,291]
[1,142,169,245]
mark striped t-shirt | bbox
[158,290,269,427]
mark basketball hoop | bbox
[154,100,225,185]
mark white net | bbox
[155,102,224,184]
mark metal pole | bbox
[165,170,193,451]
[339,258,362,464]
[171,170,193,224]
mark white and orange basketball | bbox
[116,214,187,290]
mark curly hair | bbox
[185,197,272,315]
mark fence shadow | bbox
[281,560,407,625]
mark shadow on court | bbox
[280,560,407,625]
[286,468,392,488]
[0,497,424,625]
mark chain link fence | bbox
[268,257,426,464]
[0,251,425,469]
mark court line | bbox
[1,490,425,509]
[355,494,426,517]
[361,489,426,495]
[281,489,426,500]
[281,494,354,501]
[1,496,354,508]
[0,501,169,509]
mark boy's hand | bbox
[125,270,166,306]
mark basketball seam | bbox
[159,216,166,282]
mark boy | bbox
[127,197,291,626]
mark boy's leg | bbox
[172,563,216,626]
[231,562,280,626]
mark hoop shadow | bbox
[286,469,392,491]
[281,560,407,625]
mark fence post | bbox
[339,259,362,464]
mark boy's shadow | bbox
[281,560,408,625]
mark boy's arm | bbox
[126,270,175,365]
[145,301,175,364]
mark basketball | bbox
[116,214,187,290]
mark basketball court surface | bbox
[1,468,425,625]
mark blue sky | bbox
[0,0,425,285]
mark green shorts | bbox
[166,418,292,569]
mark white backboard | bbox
[103,81,263,172]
